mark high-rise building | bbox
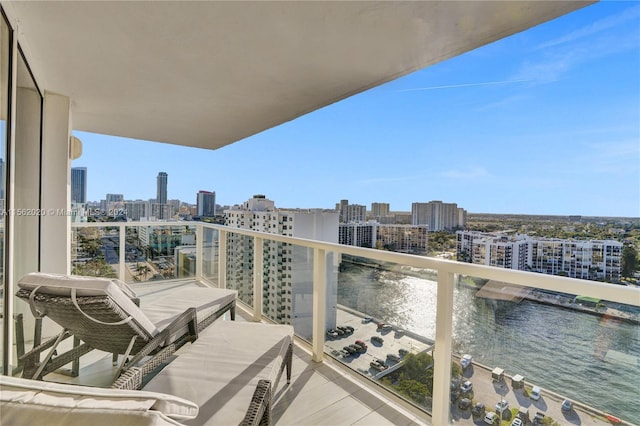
[412,200,466,231]
[339,223,377,248]
[336,199,366,223]
[336,199,349,223]
[371,202,390,218]
[376,224,429,255]
[456,231,623,282]
[156,172,168,205]
[105,193,124,203]
[71,167,87,204]
[125,200,151,221]
[225,195,339,338]
[339,222,429,255]
[196,190,216,217]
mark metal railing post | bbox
[195,224,203,282]
[312,248,327,362]
[431,270,455,426]
[218,229,227,289]
[252,237,264,322]
[118,224,126,281]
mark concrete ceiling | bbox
[2,1,593,151]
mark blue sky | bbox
[73,1,640,217]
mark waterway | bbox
[337,262,640,424]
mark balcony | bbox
[59,221,640,425]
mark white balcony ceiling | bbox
[3,1,592,150]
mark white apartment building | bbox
[376,224,429,255]
[225,195,339,339]
[531,239,622,282]
[339,222,377,248]
[457,231,623,283]
[370,202,390,218]
[339,222,429,255]
[125,200,151,221]
[412,200,466,231]
[336,199,366,223]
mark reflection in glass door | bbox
[0,12,10,374]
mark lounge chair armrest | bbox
[123,307,198,372]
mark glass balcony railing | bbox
[71,222,197,284]
[70,221,640,425]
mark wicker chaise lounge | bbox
[140,320,294,425]
[16,273,237,382]
[12,272,294,425]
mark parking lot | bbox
[326,308,620,426]
[325,308,432,378]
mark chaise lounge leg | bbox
[286,343,293,384]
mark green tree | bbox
[622,244,638,278]
[395,379,430,404]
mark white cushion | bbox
[18,272,159,337]
[143,321,293,425]
[0,375,199,425]
[19,272,138,299]
[141,287,236,330]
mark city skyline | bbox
[72,2,640,217]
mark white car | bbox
[483,411,498,425]
[495,400,509,413]
[460,380,473,394]
[460,354,472,369]
[530,386,541,401]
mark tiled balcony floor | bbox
[42,279,429,426]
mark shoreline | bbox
[344,259,639,325]
[521,289,640,325]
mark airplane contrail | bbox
[397,79,531,92]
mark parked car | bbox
[532,412,545,425]
[354,340,367,352]
[381,324,393,332]
[460,380,473,394]
[386,353,401,363]
[510,419,523,426]
[458,398,472,410]
[530,385,541,401]
[394,329,405,337]
[472,402,486,417]
[339,349,350,357]
[343,325,355,333]
[369,359,388,371]
[450,377,461,391]
[326,329,339,338]
[398,348,409,357]
[495,400,509,413]
[362,317,373,323]
[337,326,353,335]
[460,354,472,369]
[348,344,361,354]
[483,412,498,425]
[561,399,573,412]
[343,345,357,355]
[371,336,384,345]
